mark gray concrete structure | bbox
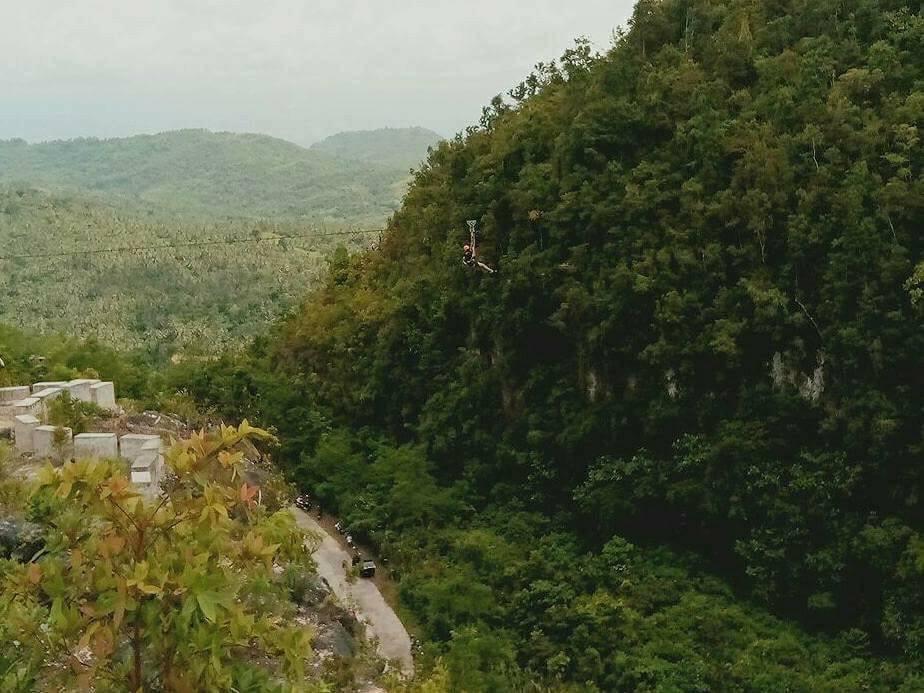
[120,434,162,463]
[131,455,160,492]
[65,379,98,403]
[32,388,64,418]
[131,468,154,485]
[130,437,165,496]
[90,382,116,410]
[33,387,63,401]
[33,425,72,461]
[0,386,31,403]
[74,433,119,460]
[13,414,40,452]
[31,381,68,393]
[10,398,41,417]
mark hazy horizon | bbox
[0,125,444,149]
[1,0,634,147]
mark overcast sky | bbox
[0,0,635,146]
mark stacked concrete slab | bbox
[13,415,40,452]
[33,387,63,401]
[64,379,99,403]
[31,381,68,393]
[33,425,72,462]
[31,387,63,419]
[0,386,31,403]
[9,398,42,417]
[74,433,119,460]
[123,435,165,496]
[5,378,122,456]
[119,434,161,463]
[90,382,117,410]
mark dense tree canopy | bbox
[309,127,444,171]
[177,0,923,689]
[0,189,370,355]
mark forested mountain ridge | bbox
[176,0,923,689]
[310,127,443,170]
[0,128,430,221]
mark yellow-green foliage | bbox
[0,423,321,691]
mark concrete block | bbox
[131,470,153,485]
[90,382,116,410]
[132,452,158,471]
[33,425,72,461]
[74,433,119,460]
[131,448,164,495]
[10,398,41,417]
[13,414,40,452]
[31,381,68,393]
[33,387,63,401]
[120,434,162,463]
[65,380,96,403]
[0,386,31,403]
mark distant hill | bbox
[0,129,432,222]
[310,127,443,170]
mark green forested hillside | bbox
[0,129,422,221]
[310,127,443,170]
[0,188,371,354]
[174,0,924,689]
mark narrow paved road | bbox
[290,508,414,678]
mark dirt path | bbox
[290,507,414,678]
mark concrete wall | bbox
[74,433,119,460]
[33,425,72,461]
[10,398,42,417]
[13,415,40,452]
[90,382,116,410]
[120,434,162,463]
[32,388,63,419]
[65,379,98,403]
[0,386,31,403]
[31,381,68,393]
[33,387,63,401]
[130,437,165,496]
[6,379,123,457]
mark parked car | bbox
[334,521,345,533]
[295,495,311,511]
[360,560,376,578]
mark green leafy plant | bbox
[0,422,319,691]
[46,392,110,435]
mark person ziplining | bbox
[462,220,496,274]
